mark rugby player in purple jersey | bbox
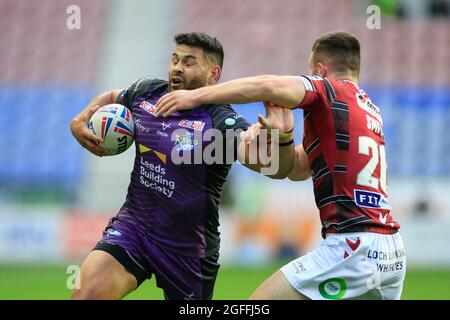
[70,32,295,300]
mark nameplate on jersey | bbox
[139,101,158,116]
[354,189,391,210]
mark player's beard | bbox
[168,74,208,92]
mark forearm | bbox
[266,131,295,179]
[70,91,118,133]
[240,130,295,179]
[192,75,304,109]
[288,144,311,181]
[85,91,118,111]
[268,142,295,179]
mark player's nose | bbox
[172,62,184,74]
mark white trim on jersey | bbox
[300,76,314,92]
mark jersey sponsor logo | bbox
[105,228,122,237]
[161,121,171,130]
[134,117,150,133]
[175,132,198,151]
[356,92,383,124]
[156,121,172,138]
[139,101,158,116]
[354,189,391,210]
[138,144,167,164]
[139,153,176,198]
[178,119,205,131]
[224,118,236,126]
[318,278,347,300]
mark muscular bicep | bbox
[288,144,311,181]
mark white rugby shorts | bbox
[280,232,406,300]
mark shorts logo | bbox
[292,260,307,273]
[139,101,158,116]
[178,119,205,131]
[354,189,391,209]
[175,132,198,151]
[319,278,347,300]
[106,228,122,237]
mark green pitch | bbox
[0,264,449,300]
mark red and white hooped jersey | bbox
[297,75,400,238]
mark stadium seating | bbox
[0,0,108,198]
[177,0,450,176]
[0,0,448,202]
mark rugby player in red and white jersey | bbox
[155,31,406,300]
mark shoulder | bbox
[301,75,348,103]
[129,76,168,96]
[117,76,168,108]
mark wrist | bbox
[272,131,294,145]
[282,127,294,134]
[194,87,209,106]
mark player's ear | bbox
[208,66,221,85]
[317,62,328,78]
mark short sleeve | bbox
[297,75,334,110]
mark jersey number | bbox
[356,136,387,193]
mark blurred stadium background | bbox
[0,0,449,299]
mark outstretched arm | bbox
[155,75,306,117]
[70,90,121,156]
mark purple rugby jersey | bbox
[110,77,250,258]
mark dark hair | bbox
[174,32,224,68]
[312,31,360,75]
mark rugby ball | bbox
[88,104,135,156]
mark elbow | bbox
[70,117,79,136]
